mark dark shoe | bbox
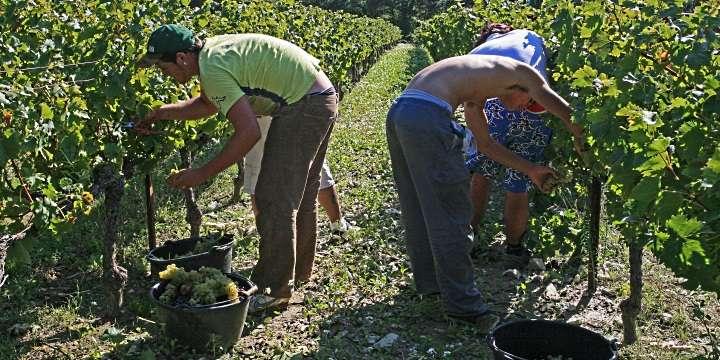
[503,230,534,268]
[248,294,290,314]
[503,244,532,269]
[448,311,500,334]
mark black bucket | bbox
[488,319,619,360]
[150,272,258,352]
[147,233,234,276]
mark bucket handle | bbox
[240,284,258,299]
[209,234,235,253]
[210,242,233,253]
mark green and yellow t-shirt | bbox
[199,34,322,116]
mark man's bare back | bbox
[406,55,557,114]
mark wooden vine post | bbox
[621,239,644,345]
[587,176,602,293]
[145,174,157,251]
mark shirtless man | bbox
[386,54,576,331]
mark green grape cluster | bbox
[159,283,178,304]
[189,282,216,305]
[157,265,239,306]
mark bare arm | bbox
[465,101,556,191]
[465,101,535,174]
[197,96,260,178]
[516,66,572,128]
[167,96,261,189]
[518,66,585,152]
[135,92,218,134]
[153,92,219,120]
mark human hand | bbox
[528,165,558,194]
[134,107,165,135]
[569,123,588,155]
[167,168,207,190]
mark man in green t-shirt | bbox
[136,24,337,314]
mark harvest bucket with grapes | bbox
[150,265,258,352]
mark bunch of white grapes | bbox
[158,264,239,306]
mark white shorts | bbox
[243,116,335,195]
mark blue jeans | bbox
[386,96,489,317]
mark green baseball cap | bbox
[137,24,196,68]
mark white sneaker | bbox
[330,218,350,235]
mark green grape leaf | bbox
[40,103,54,120]
[629,177,660,214]
[681,240,707,267]
[7,240,31,265]
[667,214,703,239]
[655,191,684,224]
[571,65,598,88]
[0,142,7,168]
[706,147,720,174]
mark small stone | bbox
[544,283,560,300]
[503,269,521,280]
[614,316,623,327]
[528,258,546,271]
[7,323,32,336]
[373,333,399,348]
[661,313,673,323]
